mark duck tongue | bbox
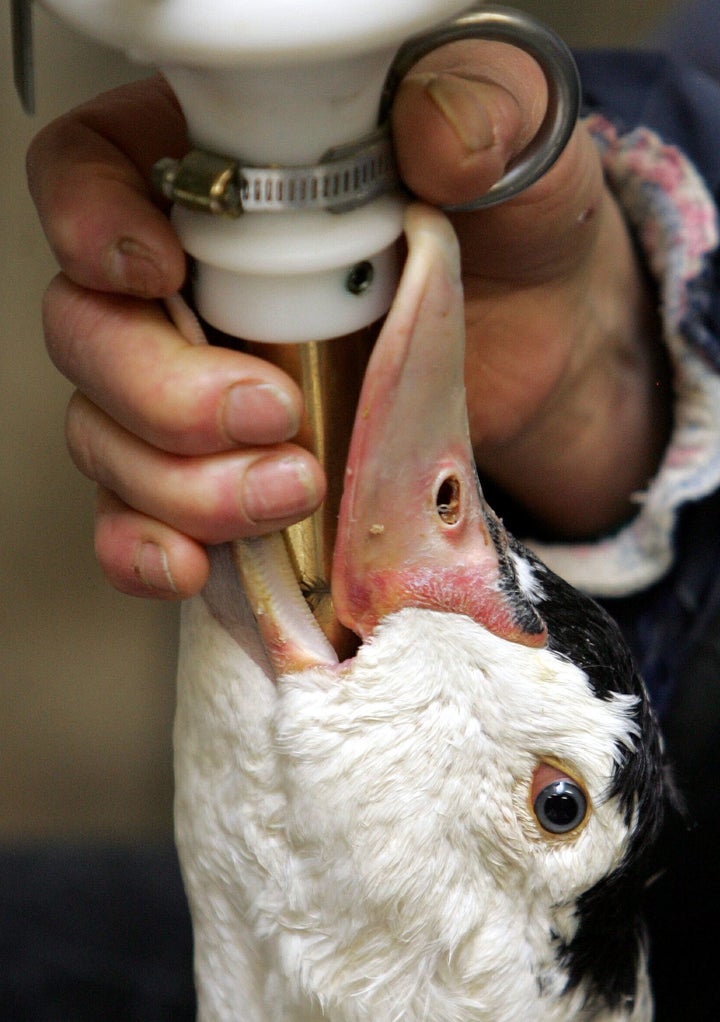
[332,204,546,648]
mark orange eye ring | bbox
[531,761,590,836]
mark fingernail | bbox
[107,237,164,296]
[243,454,319,523]
[223,381,300,445]
[425,74,496,153]
[135,541,177,594]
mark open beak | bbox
[235,203,545,678]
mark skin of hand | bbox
[27,44,670,599]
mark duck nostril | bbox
[436,476,461,525]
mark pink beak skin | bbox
[332,204,547,650]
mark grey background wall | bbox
[0,1,684,842]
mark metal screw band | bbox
[152,125,398,218]
[241,127,397,213]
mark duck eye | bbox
[534,780,587,834]
[531,763,589,835]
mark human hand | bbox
[27,47,669,599]
[28,77,326,598]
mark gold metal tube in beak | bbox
[243,323,379,659]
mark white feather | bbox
[175,552,648,1021]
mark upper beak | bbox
[332,204,546,648]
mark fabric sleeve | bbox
[527,55,720,598]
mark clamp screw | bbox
[152,151,243,217]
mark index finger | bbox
[27,74,188,298]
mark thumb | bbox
[391,42,606,286]
[391,40,549,208]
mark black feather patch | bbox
[483,502,547,639]
[518,545,668,1011]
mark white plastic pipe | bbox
[40,0,472,342]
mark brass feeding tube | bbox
[244,323,379,660]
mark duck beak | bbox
[332,204,546,648]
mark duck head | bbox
[235,204,547,674]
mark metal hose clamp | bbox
[153,126,398,217]
[381,2,581,210]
